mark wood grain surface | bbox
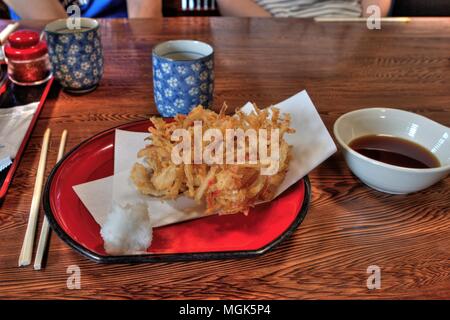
[0,18,449,300]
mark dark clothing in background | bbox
[392,0,450,16]
[9,0,127,19]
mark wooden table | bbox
[0,18,449,300]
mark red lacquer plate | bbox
[43,120,311,263]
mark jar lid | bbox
[4,30,48,60]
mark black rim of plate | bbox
[43,120,312,264]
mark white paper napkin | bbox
[74,90,336,228]
[0,102,39,171]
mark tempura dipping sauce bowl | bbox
[333,108,450,194]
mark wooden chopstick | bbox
[314,17,411,23]
[18,128,51,267]
[34,130,67,270]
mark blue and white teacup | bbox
[45,18,103,93]
[152,40,214,117]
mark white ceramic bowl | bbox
[333,108,450,194]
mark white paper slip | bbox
[74,130,208,228]
[0,102,39,172]
[0,147,12,172]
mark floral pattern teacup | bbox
[153,40,214,117]
[45,18,103,93]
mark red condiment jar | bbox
[4,30,52,85]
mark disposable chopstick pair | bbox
[34,130,67,270]
[314,17,411,23]
[18,129,67,268]
[18,129,51,267]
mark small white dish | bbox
[333,108,450,194]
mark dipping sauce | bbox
[349,135,440,169]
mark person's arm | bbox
[217,0,271,17]
[361,0,392,17]
[4,0,67,19]
[127,0,162,18]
